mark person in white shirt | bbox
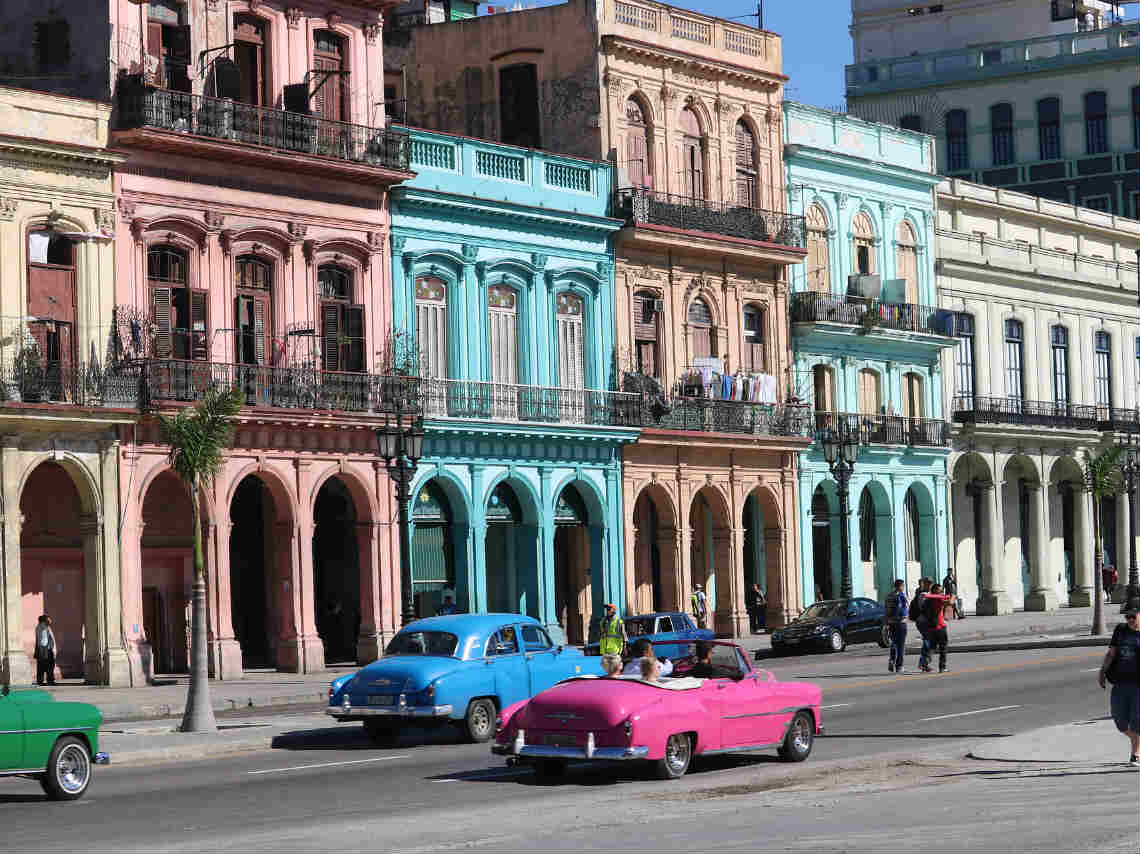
[622,638,673,677]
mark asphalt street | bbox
[3,644,1133,852]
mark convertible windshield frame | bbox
[384,630,460,658]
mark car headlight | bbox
[812,625,828,634]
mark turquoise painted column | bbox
[845,477,864,598]
[891,474,910,591]
[393,248,412,336]
[933,473,950,581]
[470,466,487,612]
[605,466,623,613]
[459,245,478,380]
[538,468,555,627]
[598,262,615,390]
[534,265,551,387]
[798,470,815,608]
[473,262,488,380]
[590,524,607,623]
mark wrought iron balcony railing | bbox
[2,356,141,408]
[791,292,958,337]
[814,411,950,448]
[1097,406,1140,433]
[420,377,641,428]
[613,188,806,247]
[141,359,420,416]
[116,86,411,172]
[647,396,812,436]
[953,395,1103,429]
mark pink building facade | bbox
[105,0,409,682]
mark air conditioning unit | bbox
[847,274,881,300]
[653,298,665,313]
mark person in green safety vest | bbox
[598,603,626,672]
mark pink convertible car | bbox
[492,640,822,779]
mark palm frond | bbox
[158,386,244,488]
[1082,445,1124,498]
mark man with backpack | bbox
[909,578,932,671]
[885,579,908,674]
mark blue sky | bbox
[483,1,853,108]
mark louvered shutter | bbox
[146,21,164,84]
[489,307,517,385]
[253,298,267,365]
[323,303,341,372]
[898,244,918,304]
[859,370,879,415]
[190,291,208,361]
[313,55,341,122]
[152,287,172,357]
[345,306,364,372]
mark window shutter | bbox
[152,286,172,357]
[190,290,208,361]
[170,25,192,67]
[322,303,341,372]
[345,305,365,372]
[253,298,267,365]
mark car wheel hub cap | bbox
[57,745,89,794]
[472,706,490,732]
[666,735,689,773]
[792,718,811,753]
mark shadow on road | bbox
[820,733,1011,740]
[0,793,50,804]
[270,722,467,752]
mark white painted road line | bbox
[1082,667,1102,672]
[821,703,852,709]
[917,705,1021,722]
[247,755,409,775]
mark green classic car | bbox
[0,685,109,800]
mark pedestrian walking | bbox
[745,583,766,633]
[885,579,908,674]
[34,615,56,686]
[910,578,932,671]
[1097,604,1140,767]
[923,584,954,673]
[943,568,965,619]
[1103,565,1118,603]
[691,584,708,630]
[598,603,626,674]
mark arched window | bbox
[1037,97,1061,160]
[488,284,519,386]
[318,265,363,372]
[902,371,924,418]
[625,97,652,188]
[734,119,758,208]
[148,245,205,361]
[679,106,704,200]
[990,103,1014,165]
[1084,91,1107,154]
[895,221,918,304]
[805,204,831,293]
[742,304,766,372]
[859,490,876,563]
[852,211,876,276]
[632,289,660,378]
[556,292,585,390]
[858,368,881,416]
[945,109,968,172]
[415,276,448,378]
[687,297,714,358]
[1051,325,1069,405]
[235,255,271,366]
[27,230,77,375]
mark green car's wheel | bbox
[40,736,92,801]
[464,698,496,743]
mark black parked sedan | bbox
[769,598,889,654]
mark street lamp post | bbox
[822,425,860,600]
[1122,433,1140,613]
[376,383,425,626]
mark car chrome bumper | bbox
[93,752,110,765]
[493,734,649,761]
[326,704,454,719]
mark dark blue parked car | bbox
[327,614,602,744]
[586,611,713,660]
[769,598,890,654]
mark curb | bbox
[101,691,327,724]
[756,634,1109,660]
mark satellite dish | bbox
[213,58,241,101]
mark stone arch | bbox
[1001,453,1042,605]
[856,478,895,601]
[481,471,541,525]
[309,463,377,524]
[809,480,839,603]
[410,466,473,524]
[16,452,101,517]
[851,209,876,240]
[480,474,542,619]
[409,471,473,616]
[1048,454,1086,604]
[224,461,298,523]
[312,475,363,664]
[631,481,680,614]
[741,483,786,631]
[689,484,732,635]
[950,450,994,600]
[904,479,938,582]
[225,225,294,258]
[550,477,606,645]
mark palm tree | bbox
[1083,445,1123,637]
[158,386,244,733]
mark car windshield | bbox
[384,631,458,657]
[644,640,748,680]
[625,617,655,637]
[800,602,845,619]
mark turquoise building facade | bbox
[783,103,957,605]
[390,129,638,644]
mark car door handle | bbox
[716,682,727,690]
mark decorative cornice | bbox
[363,22,381,44]
[285,7,303,28]
[0,197,16,222]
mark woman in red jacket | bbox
[922,585,954,673]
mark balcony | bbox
[1,355,140,409]
[790,292,957,338]
[614,188,806,249]
[814,411,949,448]
[421,377,640,429]
[647,396,811,437]
[953,395,1104,430]
[114,85,411,182]
[846,23,1138,97]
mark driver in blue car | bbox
[622,638,673,677]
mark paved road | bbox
[3,645,1131,852]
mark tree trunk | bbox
[181,479,218,732]
[1092,497,1105,636]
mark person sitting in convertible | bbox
[639,656,663,683]
[622,638,673,677]
[687,641,733,679]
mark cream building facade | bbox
[937,177,1140,614]
[0,85,134,686]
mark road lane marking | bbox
[917,705,1021,722]
[246,755,409,775]
[1082,667,1102,672]
[821,703,852,709]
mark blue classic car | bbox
[587,612,714,660]
[327,614,602,744]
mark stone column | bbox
[622,476,639,614]
[1025,483,1058,611]
[715,527,744,638]
[1070,485,1093,606]
[1113,489,1130,604]
[763,525,787,629]
[209,518,243,680]
[275,521,303,673]
[294,515,325,673]
[0,436,31,684]
[356,521,383,664]
[977,482,1013,615]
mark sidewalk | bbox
[969,717,1134,764]
[742,604,1113,657]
